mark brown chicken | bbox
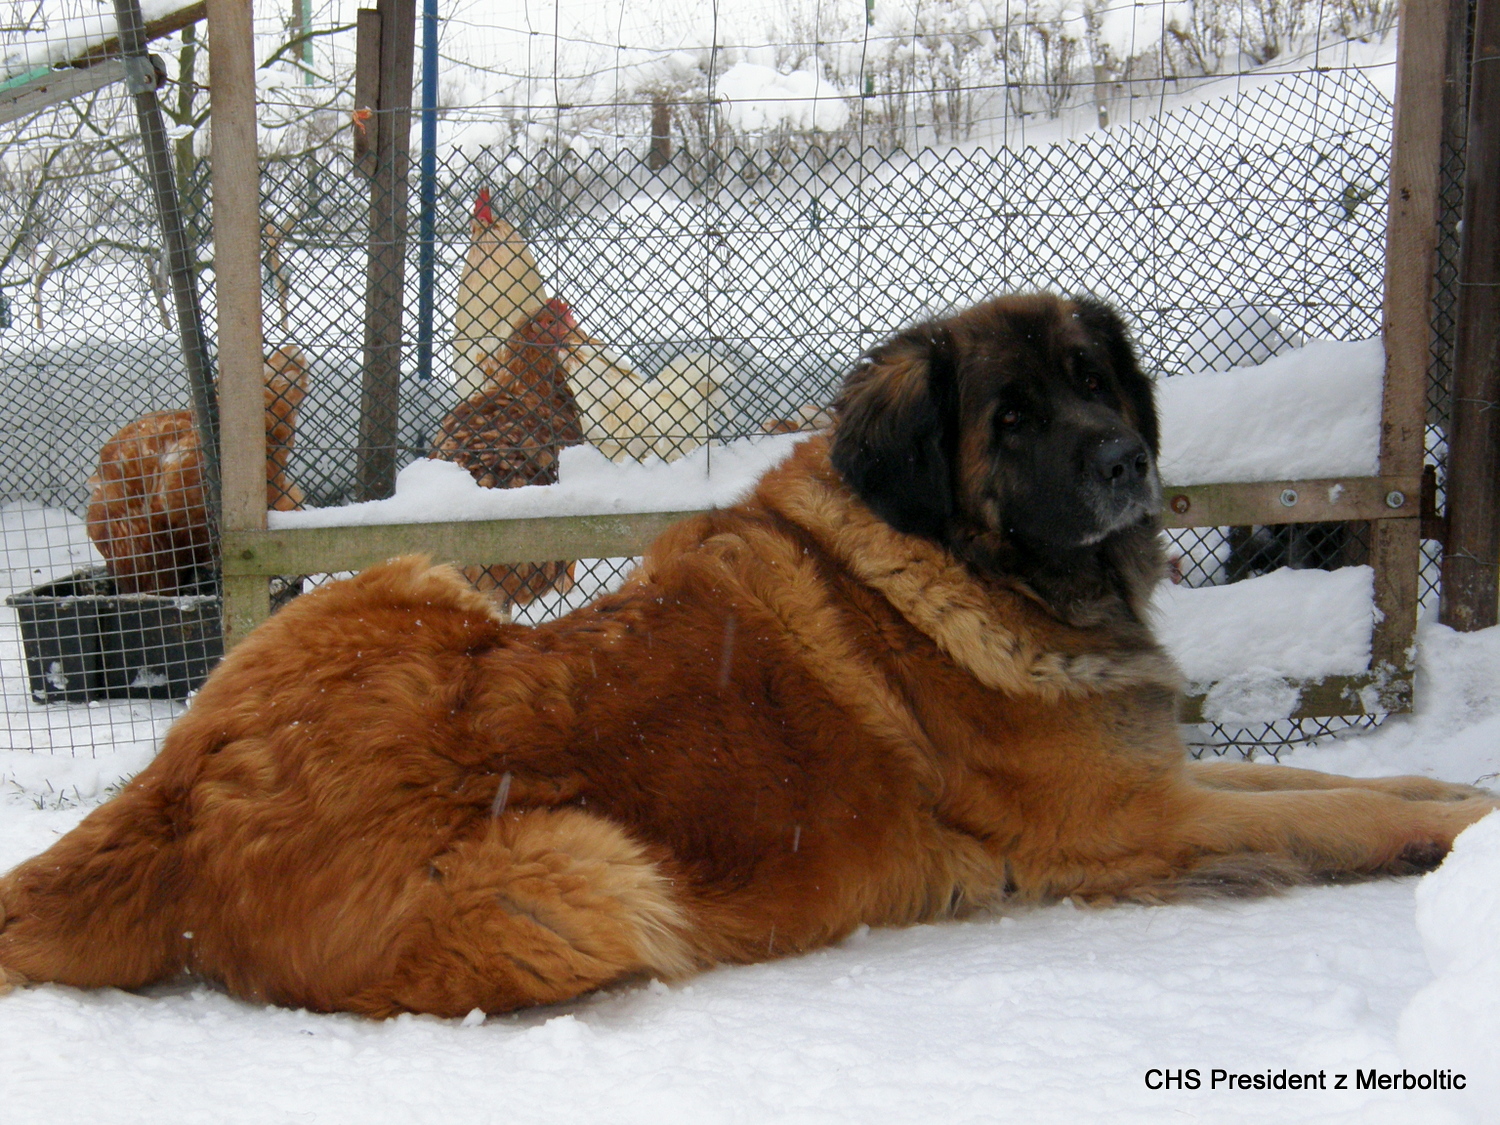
[86,346,309,596]
[431,299,585,612]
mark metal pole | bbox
[112,0,220,532]
[416,0,437,383]
[300,0,314,85]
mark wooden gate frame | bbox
[210,0,1449,723]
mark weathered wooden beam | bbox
[75,1,208,64]
[221,473,1422,578]
[1373,0,1451,696]
[355,0,416,501]
[206,0,268,649]
[221,510,704,576]
[221,573,272,641]
[0,59,128,125]
[219,475,1422,584]
[1160,476,1420,528]
[1441,0,1500,630]
[1178,672,1403,724]
[219,480,1415,721]
[352,8,381,175]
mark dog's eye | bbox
[999,409,1022,428]
[1083,374,1101,394]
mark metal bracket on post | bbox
[121,52,165,94]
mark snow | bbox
[1,619,1498,1122]
[716,60,851,135]
[1400,814,1500,1119]
[269,433,808,529]
[1157,338,1384,486]
[1153,565,1374,684]
[0,0,191,79]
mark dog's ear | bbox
[829,323,958,541]
[1075,298,1159,458]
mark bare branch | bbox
[259,22,355,71]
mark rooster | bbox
[86,346,310,596]
[431,298,585,612]
[451,188,549,400]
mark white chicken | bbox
[568,344,729,463]
[452,188,549,400]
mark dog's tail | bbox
[0,781,187,994]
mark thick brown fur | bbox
[4,294,1494,1017]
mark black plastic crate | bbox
[6,567,223,703]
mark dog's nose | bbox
[1091,434,1150,485]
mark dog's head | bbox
[830,293,1161,564]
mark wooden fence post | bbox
[1375,0,1451,697]
[206,0,269,646]
[1440,0,1500,630]
[355,0,416,501]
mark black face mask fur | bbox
[830,293,1164,628]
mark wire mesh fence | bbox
[0,0,1469,761]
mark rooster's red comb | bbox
[473,188,494,225]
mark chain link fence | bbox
[0,7,1466,762]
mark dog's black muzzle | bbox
[1079,429,1160,542]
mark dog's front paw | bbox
[1392,839,1450,874]
[1381,796,1500,875]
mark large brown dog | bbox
[1,294,1493,1017]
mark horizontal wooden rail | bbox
[221,475,1422,716]
[218,497,1414,721]
[222,509,704,576]
[1178,672,1406,724]
[221,475,1421,577]
[1159,475,1422,528]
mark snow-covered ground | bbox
[0,620,1497,1124]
